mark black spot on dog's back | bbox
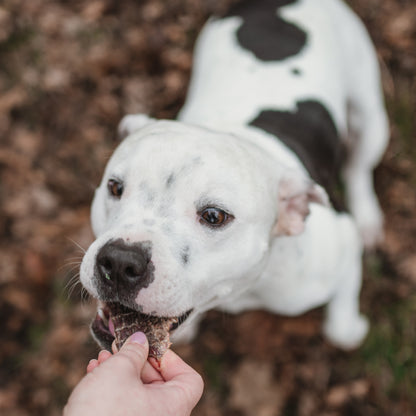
[226,0,307,61]
[250,100,345,209]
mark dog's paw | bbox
[360,221,384,250]
[323,314,369,350]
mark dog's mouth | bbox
[91,301,192,360]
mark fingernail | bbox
[130,331,147,345]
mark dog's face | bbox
[80,119,327,346]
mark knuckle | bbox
[194,372,204,398]
[178,372,204,406]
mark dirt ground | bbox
[0,0,415,415]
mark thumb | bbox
[115,332,149,378]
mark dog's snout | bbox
[96,239,153,294]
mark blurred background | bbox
[0,0,415,415]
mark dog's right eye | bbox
[107,179,124,198]
[199,207,233,228]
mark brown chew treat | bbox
[108,302,178,361]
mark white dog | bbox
[80,0,389,351]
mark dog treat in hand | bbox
[108,302,178,361]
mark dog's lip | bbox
[92,301,192,344]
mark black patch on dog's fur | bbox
[166,173,176,188]
[181,245,190,265]
[249,100,345,209]
[226,0,307,61]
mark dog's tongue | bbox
[108,302,178,361]
[108,317,115,337]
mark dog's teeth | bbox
[98,308,108,326]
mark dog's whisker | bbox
[63,267,83,283]
[66,237,87,254]
[64,272,80,289]
[64,272,83,299]
[60,261,82,271]
[64,263,82,272]
[67,279,80,300]
[80,287,91,305]
[64,256,84,262]
[58,262,77,273]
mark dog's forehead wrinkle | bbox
[157,195,177,218]
[165,172,176,188]
[142,192,156,207]
[166,157,206,185]
[139,180,152,193]
[137,180,158,207]
[192,156,203,165]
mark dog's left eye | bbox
[107,179,124,198]
[199,207,233,228]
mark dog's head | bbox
[80,116,328,348]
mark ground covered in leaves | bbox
[0,0,415,415]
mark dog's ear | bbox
[117,114,156,140]
[273,171,330,236]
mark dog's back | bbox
[179,0,375,137]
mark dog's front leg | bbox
[323,218,369,349]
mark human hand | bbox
[64,332,204,416]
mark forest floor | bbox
[0,0,415,415]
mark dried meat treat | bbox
[108,302,178,361]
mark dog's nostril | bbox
[102,258,112,272]
[97,256,113,281]
[97,255,112,271]
[125,265,142,280]
[125,266,134,277]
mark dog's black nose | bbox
[96,239,153,293]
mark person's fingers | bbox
[86,359,98,373]
[158,349,204,407]
[86,350,112,373]
[141,360,164,384]
[108,333,163,383]
[159,350,199,382]
[113,332,150,379]
[97,350,112,364]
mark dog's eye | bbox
[199,207,233,228]
[107,179,124,198]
